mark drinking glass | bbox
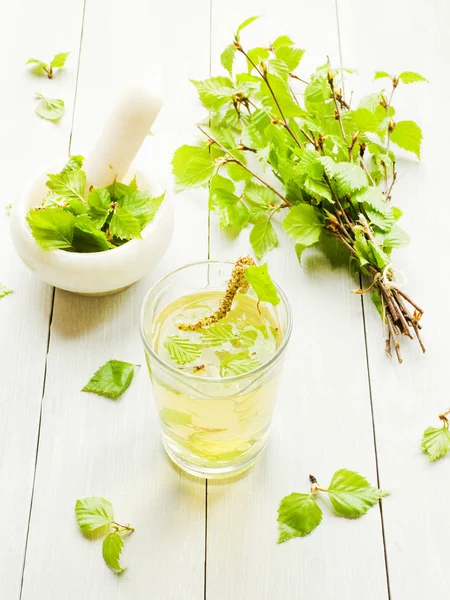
[140,261,292,479]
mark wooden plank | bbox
[337,0,450,597]
[0,1,85,597]
[20,1,211,598]
[206,2,389,598]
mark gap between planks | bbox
[18,0,88,596]
[335,0,392,595]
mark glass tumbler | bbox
[140,261,292,479]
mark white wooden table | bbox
[1,1,448,598]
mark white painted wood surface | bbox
[0,0,448,598]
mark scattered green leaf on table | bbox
[165,336,202,365]
[26,52,70,78]
[277,493,322,543]
[82,360,139,399]
[26,58,50,76]
[75,497,114,533]
[0,284,13,299]
[34,93,65,121]
[102,532,125,574]
[327,469,389,517]
[422,421,450,462]
[50,52,70,70]
[245,263,280,306]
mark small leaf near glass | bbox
[75,496,134,574]
[82,360,139,400]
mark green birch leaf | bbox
[172,145,215,190]
[243,181,273,222]
[277,493,322,543]
[87,187,112,228]
[298,148,324,178]
[346,108,381,134]
[247,47,270,72]
[191,77,234,110]
[72,215,113,252]
[371,289,383,318]
[303,177,332,202]
[359,93,382,112]
[143,192,165,226]
[107,181,131,201]
[47,168,86,201]
[373,71,391,81]
[274,45,305,71]
[421,424,450,462]
[390,120,422,159]
[332,163,367,195]
[367,240,390,269]
[209,187,249,231]
[250,220,278,258]
[102,533,125,574]
[221,44,236,76]
[259,74,303,118]
[109,207,142,240]
[0,284,13,299]
[245,263,280,305]
[381,224,410,251]
[201,323,236,346]
[165,336,202,365]
[119,189,165,228]
[35,94,65,121]
[82,360,138,399]
[61,155,84,173]
[282,205,322,246]
[236,15,259,39]
[26,58,49,75]
[353,229,371,266]
[327,469,389,518]
[272,35,294,49]
[267,58,290,80]
[75,496,114,533]
[26,207,75,250]
[217,350,260,376]
[398,71,428,84]
[160,407,193,426]
[295,243,308,265]
[50,51,70,69]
